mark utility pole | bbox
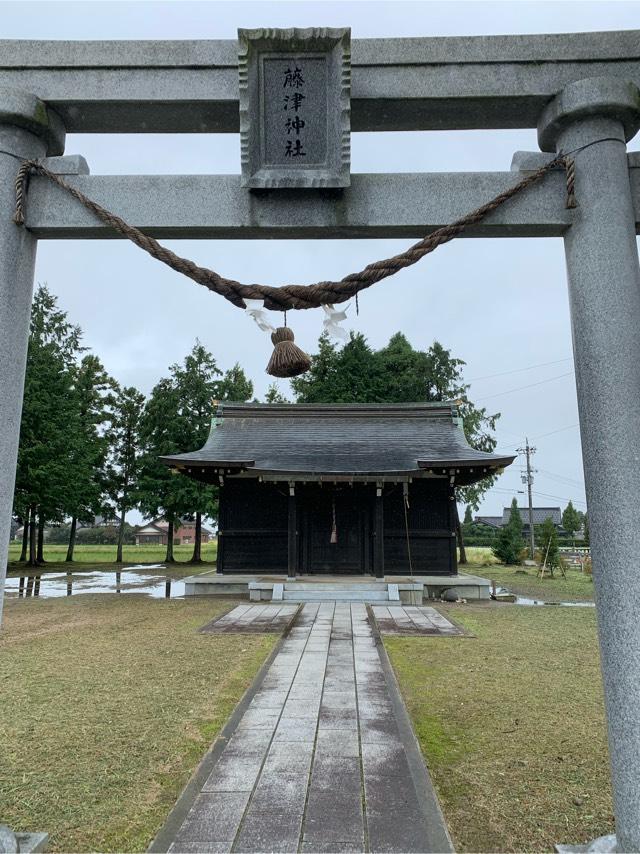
[517,438,537,559]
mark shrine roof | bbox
[160,402,515,485]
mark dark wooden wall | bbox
[217,479,288,573]
[383,480,457,576]
[218,477,457,576]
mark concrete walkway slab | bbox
[160,602,452,854]
[200,604,300,634]
[370,604,463,636]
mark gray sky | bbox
[4,0,640,520]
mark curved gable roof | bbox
[161,402,515,484]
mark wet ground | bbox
[492,586,595,607]
[5,569,185,599]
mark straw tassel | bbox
[266,327,311,378]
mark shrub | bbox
[538,518,561,569]
[492,499,526,565]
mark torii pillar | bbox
[539,77,640,852]
[0,89,64,626]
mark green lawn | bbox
[7,542,218,574]
[477,563,594,602]
[386,603,612,852]
[460,546,501,567]
[459,546,594,602]
[0,595,275,852]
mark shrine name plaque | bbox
[238,27,351,189]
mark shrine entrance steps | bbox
[183,572,493,601]
[274,581,419,604]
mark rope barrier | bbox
[12,151,578,375]
[13,154,576,313]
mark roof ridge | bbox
[218,401,458,417]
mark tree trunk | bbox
[165,518,175,563]
[28,504,37,567]
[455,504,468,565]
[116,502,127,563]
[19,507,30,562]
[65,516,77,562]
[37,511,46,564]
[191,512,202,563]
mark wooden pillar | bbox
[373,483,384,578]
[449,479,458,574]
[288,483,297,578]
[216,479,225,574]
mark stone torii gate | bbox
[0,30,639,849]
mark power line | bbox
[532,489,587,507]
[475,371,574,402]
[536,466,585,488]
[485,486,587,508]
[531,423,580,440]
[467,357,573,383]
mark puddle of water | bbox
[5,569,185,600]
[492,586,595,607]
[514,596,594,607]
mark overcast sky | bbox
[3,0,640,520]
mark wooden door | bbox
[302,485,371,574]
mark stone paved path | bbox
[370,605,462,636]
[200,604,300,634]
[166,602,450,853]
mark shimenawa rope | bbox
[13,154,577,376]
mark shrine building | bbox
[161,402,514,577]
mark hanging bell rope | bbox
[330,497,338,544]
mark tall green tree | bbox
[492,498,525,565]
[14,286,83,565]
[291,333,382,403]
[104,385,145,563]
[217,362,254,403]
[138,342,225,563]
[265,382,290,403]
[65,354,116,561]
[138,378,185,563]
[171,343,223,562]
[562,500,582,544]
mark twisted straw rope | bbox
[14,155,574,312]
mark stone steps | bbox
[247,579,425,604]
[281,582,398,603]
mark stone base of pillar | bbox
[556,833,617,853]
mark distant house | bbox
[76,514,122,530]
[475,506,564,536]
[94,514,122,528]
[474,516,503,529]
[134,517,213,546]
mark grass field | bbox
[7,542,218,574]
[460,547,594,602]
[0,595,275,852]
[386,603,611,852]
[481,564,595,602]
[460,546,501,567]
